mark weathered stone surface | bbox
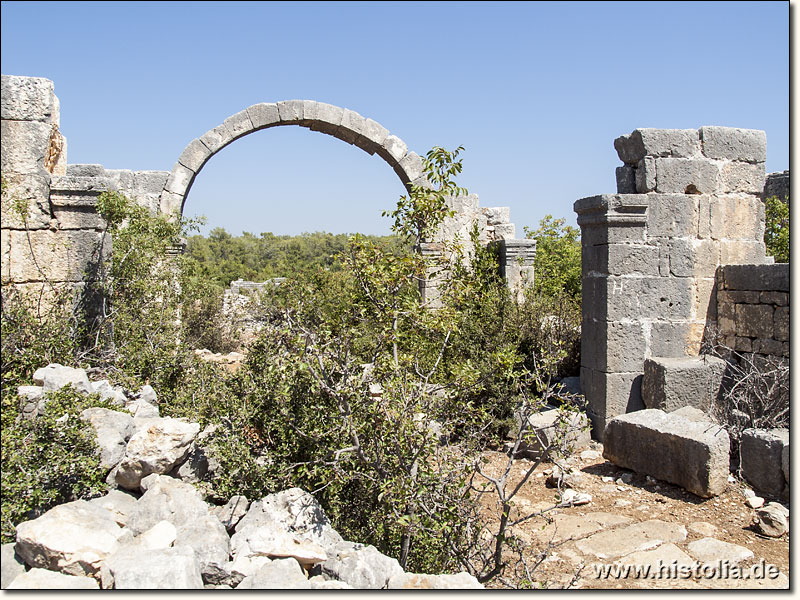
[101,544,204,589]
[641,356,726,413]
[6,228,110,283]
[115,418,200,489]
[754,503,789,537]
[616,165,636,193]
[0,172,52,229]
[133,520,177,550]
[246,102,280,129]
[17,385,45,418]
[582,368,644,439]
[645,194,699,237]
[379,134,408,164]
[277,100,305,123]
[387,572,483,589]
[1,543,26,589]
[719,160,766,194]
[700,126,767,163]
[655,158,720,194]
[177,138,212,172]
[7,568,99,589]
[86,490,139,527]
[90,380,126,406]
[223,108,253,139]
[575,520,687,560]
[1,119,52,175]
[688,521,719,537]
[15,500,127,577]
[309,575,354,589]
[235,488,343,551]
[126,475,207,533]
[581,319,646,372]
[33,363,92,394]
[317,541,404,589]
[533,512,632,545]
[511,406,591,459]
[781,443,789,485]
[176,515,231,580]
[687,537,754,564]
[615,128,700,164]
[80,407,135,469]
[1,75,57,122]
[236,558,310,589]
[230,521,327,568]
[740,428,789,497]
[602,409,729,497]
[720,263,789,292]
[213,495,250,532]
[670,406,713,423]
[615,542,695,570]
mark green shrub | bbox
[764,196,789,263]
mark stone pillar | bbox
[497,239,536,302]
[575,127,769,440]
[418,241,445,307]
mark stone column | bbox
[575,127,769,440]
[497,239,536,302]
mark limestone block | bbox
[633,156,656,193]
[616,165,636,193]
[602,409,730,497]
[700,126,767,163]
[760,291,789,306]
[359,117,389,149]
[0,172,52,229]
[9,228,110,283]
[230,521,327,569]
[1,543,26,589]
[300,99,319,123]
[317,541,404,589]
[575,520,687,560]
[641,356,726,413]
[615,128,700,164]
[177,139,212,172]
[15,500,128,576]
[379,134,408,164]
[774,306,789,342]
[582,368,644,439]
[734,303,773,339]
[277,100,305,123]
[1,75,57,122]
[86,490,139,528]
[164,162,195,196]
[67,164,106,177]
[493,223,516,240]
[655,158,720,194]
[159,190,184,217]
[645,194,698,237]
[199,123,235,154]
[309,102,344,135]
[7,568,99,589]
[396,151,423,183]
[667,238,719,277]
[710,195,765,241]
[719,240,767,265]
[1,119,52,175]
[101,544,204,589]
[80,407,135,470]
[223,108,254,141]
[740,428,789,497]
[721,263,789,292]
[483,206,510,225]
[720,161,766,194]
[648,321,693,357]
[510,406,591,459]
[246,102,280,129]
[581,319,646,372]
[236,558,311,590]
[582,243,659,277]
[686,538,754,565]
[753,338,783,356]
[583,275,693,322]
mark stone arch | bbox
[159,100,427,216]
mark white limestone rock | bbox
[32,363,92,394]
[80,407,135,469]
[100,544,203,589]
[7,568,99,589]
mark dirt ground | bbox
[477,444,790,589]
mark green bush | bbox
[764,196,789,263]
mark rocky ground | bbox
[478,446,789,589]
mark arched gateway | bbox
[159,100,426,216]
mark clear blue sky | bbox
[1,1,790,237]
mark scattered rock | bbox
[101,544,204,589]
[316,541,404,589]
[754,503,789,537]
[1,543,26,589]
[236,558,310,589]
[91,380,127,406]
[213,495,250,532]
[80,407,135,470]
[7,568,100,589]
[580,449,601,461]
[614,499,632,508]
[387,572,484,589]
[575,520,687,560]
[559,489,592,506]
[740,428,789,498]
[134,520,177,550]
[546,465,584,489]
[746,496,765,509]
[33,363,93,394]
[688,521,718,537]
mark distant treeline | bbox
[184,228,406,288]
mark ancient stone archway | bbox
[159,100,426,216]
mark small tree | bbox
[764,196,789,263]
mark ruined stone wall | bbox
[716,263,789,360]
[763,170,789,202]
[576,127,771,439]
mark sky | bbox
[0,1,790,237]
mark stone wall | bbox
[716,263,789,359]
[576,127,771,439]
[763,170,789,202]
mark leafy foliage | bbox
[524,215,581,302]
[764,196,789,263]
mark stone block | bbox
[164,163,195,196]
[223,108,254,140]
[301,99,319,124]
[693,276,717,321]
[667,239,719,277]
[616,166,636,193]
[648,321,693,357]
[760,291,788,306]
[721,263,789,292]
[159,190,184,217]
[709,195,765,241]
[717,289,760,305]
[1,75,57,122]
[199,123,234,154]
[583,275,693,322]
[740,428,789,497]
[641,355,726,413]
[719,240,767,265]
[309,102,344,134]
[177,139,212,172]
[357,118,390,153]
[493,223,515,240]
[246,102,280,129]
[781,443,789,485]
[337,109,366,145]
[583,369,643,440]
[735,303,773,339]
[1,119,52,175]
[700,126,767,163]
[277,100,305,123]
[7,229,110,283]
[66,164,106,177]
[774,306,789,342]
[753,338,783,356]
[0,172,52,229]
[378,135,408,164]
[396,151,424,183]
[733,336,753,352]
[581,319,646,372]
[133,171,169,199]
[719,161,766,194]
[510,407,591,460]
[614,128,700,164]
[635,157,656,192]
[603,409,730,497]
[482,206,510,225]
[645,194,698,237]
[582,243,660,277]
[655,158,720,194]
